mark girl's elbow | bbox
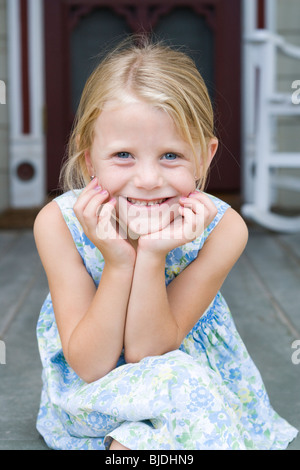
[72,363,115,384]
[67,358,107,383]
[66,348,116,383]
[125,323,181,364]
[80,371,106,384]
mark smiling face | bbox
[85,98,215,237]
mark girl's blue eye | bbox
[163,153,178,160]
[117,152,130,159]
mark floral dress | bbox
[36,190,298,450]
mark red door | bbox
[44,0,241,194]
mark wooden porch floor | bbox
[0,223,299,450]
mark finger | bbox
[75,178,105,214]
[187,191,217,215]
[179,204,193,221]
[190,193,218,227]
[98,197,116,219]
[74,177,102,209]
[81,175,101,195]
[179,205,204,239]
[179,195,204,216]
[180,195,218,227]
[81,190,110,222]
[96,199,117,240]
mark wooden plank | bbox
[222,250,300,445]
[0,230,43,337]
[278,232,300,260]
[0,231,20,257]
[242,229,300,336]
[0,255,48,449]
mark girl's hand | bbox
[138,191,218,256]
[73,178,136,269]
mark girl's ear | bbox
[207,137,218,166]
[84,150,94,177]
[196,138,218,180]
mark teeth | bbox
[127,197,167,206]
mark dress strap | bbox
[54,190,85,260]
[202,193,231,243]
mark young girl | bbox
[34,38,298,450]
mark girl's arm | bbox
[34,199,134,383]
[124,207,248,363]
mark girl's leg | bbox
[109,439,130,450]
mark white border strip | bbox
[7,0,22,138]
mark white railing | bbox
[242,30,300,232]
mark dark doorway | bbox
[44,0,241,193]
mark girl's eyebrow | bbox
[104,141,191,154]
[103,142,134,153]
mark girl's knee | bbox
[109,439,130,450]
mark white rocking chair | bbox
[242,30,300,233]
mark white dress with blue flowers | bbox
[36,190,298,450]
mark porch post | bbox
[7,0,46,208]
[242,0,258,204]
[242,0,277,205]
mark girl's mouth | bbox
[126,197,169,207]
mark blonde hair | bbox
[60,36,216,192]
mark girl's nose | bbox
[133,163,164,190]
